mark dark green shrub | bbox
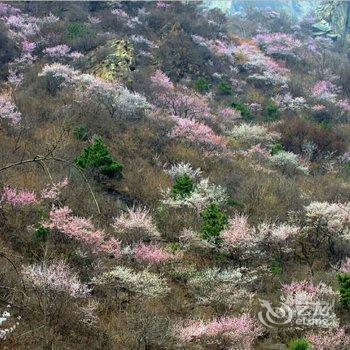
[231,101,252,121]
[270,259,283,276]
[194,77,209,92]
[200,203,228,244]
[75,137,123,179]
[337,273,350,308]
[270,142,284,155]
[288,338,310,350]
[67,23,90,39]
[35,225,50,240]
[218,81,232,95]
[264,102,281,122]
[74,125,89,141]
[171,174,195,199]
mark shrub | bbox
[264,102,281,122]
[288,338,311,350]
[194,77,209,92]
[93,266,169,298]
[74,125,89,141]
[35,225,50,240]
[230,123,278,145]
[231,101,252,121]
[269,142,284,155]
[67,23,90,39]
[270,151,308,175]
[200,203,228,244]
[171,174,195,199]
[275,117,346,156]
[337,273,350,308]
[75,136,123,179]
[218,80,232,95]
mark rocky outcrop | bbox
[314,1,350,42]
[88,39,135,84]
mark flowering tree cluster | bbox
[187,266,259,307]
[150,70,212,120]
[191,34,235,57]
[162,164,228,212]
[170,116,227,149]
[39,64,150,118]
[174,314,262,350]
[307,328,350,350]
[0,306,19,341]
[92,266,169,298]
[44,206,121,258]
[43,44,83,60]
[230,123,279,146]
[273,93,308,112]
[22,260,90,297]
[270,151,309,175]
[1,186,37,207]
[281,281,339,328]
[0,95,22,126]
[253,33,302,59]
[40,178,69,201]
[112,206,160,239]
[233,43,290,86]
[134,243,176,264]
[311,80,342,103]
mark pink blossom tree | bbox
[0,95,22,126]
[1,186,37,207]
[170,116,227,149]
[44,206,121,258]
[175,314,262,350]
[134,243,176,264]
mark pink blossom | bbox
[311,80,341,102]
[312,104,326,111]
[282,281,319,295]
[337,99,350,112]
[0,3,21,16]
[150,70,212,120]
[175,314,262,349]
[253,33,302,58]
[218,107,241,121]
[43,45,83,60]
[150,70,174,90]
[99,238,122,258]
[1,186,37,207]
[339,258,350,273]
[111,8,130,18]
[191,35,234,57]
[44,206,121,258]
[307,328,350,350]
[156,2,172,9]
[135,243,175,264]
[22,40,36,53]
[7,69,24,86]
[41,178,68,200]
[243,144,271,158]
[0,95,22,126]
[221,214,253,247]
[233,43,289,86]
[170,116,227,148]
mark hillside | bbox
[0,1,350,349]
